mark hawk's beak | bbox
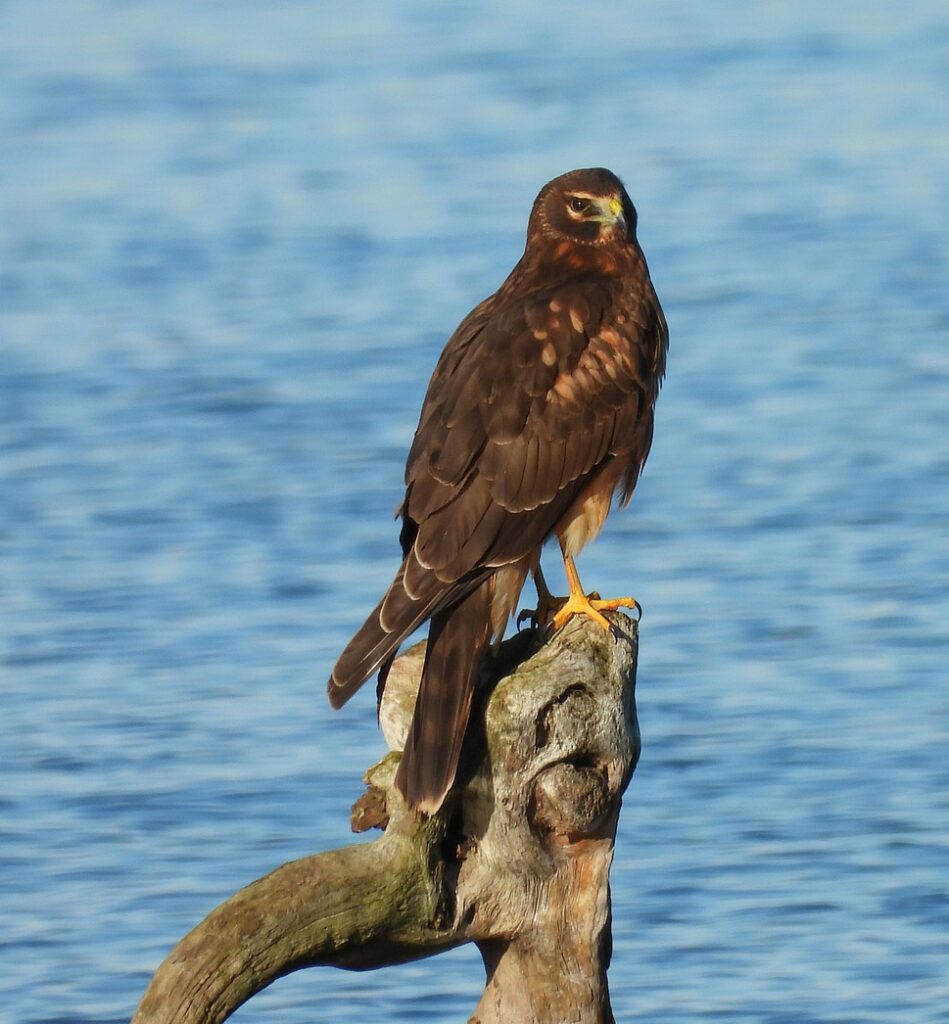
[594,195,627,234]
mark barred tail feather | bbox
[395,581,493,814]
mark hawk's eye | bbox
[568,197,588,213]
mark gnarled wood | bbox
[132,612,640,1024]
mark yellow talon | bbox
[525,555,640,633]
[551,589,612,632]
[550,590,639,632]
[517,563,559,630]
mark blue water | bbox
[1,2,947,1021]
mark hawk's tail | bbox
[394,581,493,814]
[327,561,446,709]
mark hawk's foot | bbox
[517,563,560,631]
[517,592,561,631]
[546,553,641,632]
[550,591,640,633]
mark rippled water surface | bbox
[2,2,947,1021]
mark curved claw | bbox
[517,607,539,631]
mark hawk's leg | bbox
[519,557,640,632]
[550,554,640,633]
[517,564,560,630]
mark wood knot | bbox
[530,761,610,840]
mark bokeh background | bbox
[2,1,947,1021]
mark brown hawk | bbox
[328,168,668,814]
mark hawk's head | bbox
[528,168,637,248]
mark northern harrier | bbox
[328,168,668,814]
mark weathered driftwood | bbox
[132,612,640,1024]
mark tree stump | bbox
[131,612,640,1024]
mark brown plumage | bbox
[328,168,668,814]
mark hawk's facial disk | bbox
[541,188,632,245]
[528,168,637,248]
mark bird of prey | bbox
[328,167,668,815]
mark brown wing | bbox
[401,270,666,595]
